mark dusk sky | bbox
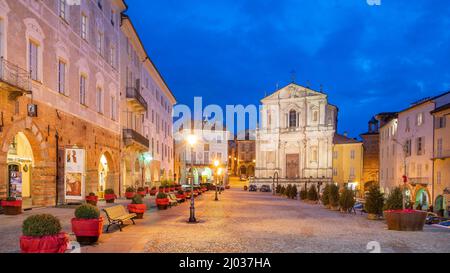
[127,0,450,137]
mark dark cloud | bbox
[128,0,450,137]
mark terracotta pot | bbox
[125,192,135,199]
[128,204,146,219]
[137,191,146,196]
[156,198,169,210]
[185,192,192,199]
[164,188,170,193]
[86,196,98,206]
[104,194,116,203]
[176,194,186,201]
[1,200,23,215]
[20,232,69,253]
[170,187,175,192]
[384,210,427,231]
[150,189,158,196]
[71,217,104,245]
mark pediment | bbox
[262,83,326,103]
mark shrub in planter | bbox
[86,192,98,206]
[21,214,68,253]
[150,187,158,196]
[156,192,169,210]
[164,186,170,193]
[125,187,136,199]
[339,188,356,213]
[128,195,146,219]
[280,186,286,196]
[185,190,192,199]
[290,185,298,199]
[365,186,385,220]
[322,184,331,208]
[384,209,427,231]
[176,190,186,201]
[300,189,308,200]
[286,185,292,198]
[329,184,340,210]
[276,184,282,195]
[307,185,319,203]
[104,189,116,203]
[137,187,146,197]
[384,187,403,211]
[1,197,22,215]
[72,204,103,245]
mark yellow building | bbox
[332,134,364,195]
[431,103,450,217]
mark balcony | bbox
[126,87,147,112]
[408,177,430,186]
[123,129,149,150]
[0,57,32,100]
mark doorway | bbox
[286,154,299,179]
[98,154,109,199]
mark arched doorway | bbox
[98,154,109,199]
[415,188,429,211]
[6,132,34,208]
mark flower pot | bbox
[104,194,116,203]
[125,192,135,199]
[71,217,104,245]
[164,188,170,193]
[156,198,169,210]
[201,187,207,193]
[176,194,186,201]
[368,213,379,220]
[137,191,146,197]
[1,200,22,215]
[20,232,69,253]
[384,210,427,231]
[85,196,98,206]
[128,204,147,219]
[150,189,158,196]
[170,187,175,192]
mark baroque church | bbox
[255,83,338,187]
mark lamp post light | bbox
[273,171,279,196]
[214,160,220,201]
[187,134,197,223]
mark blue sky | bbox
[127,0,450,137]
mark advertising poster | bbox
[64,148,85,201]
[9,171,22,198]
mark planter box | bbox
[385,210,427,231]
[150,189,158,196]
[20,232,69,253]
[71,217,104,245]
[128,204,147,219]
[156,198,169,210]
[1,200,22,215]
[176,194,186,201]
[125,192,136,199]
[85,196,98,206]
[104,194,116,203]
[137,191,146,197]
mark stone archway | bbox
[413,186,431,210]
[0,118,53,206]
[97,150,117,198]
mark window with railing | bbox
[0,57,31,92]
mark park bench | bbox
[169,193,183,203]
[167,194,178,207]
[103,205,137,232]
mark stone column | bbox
[32,162,57,207]
[0,154,8,199]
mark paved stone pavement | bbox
[1,180,449,253]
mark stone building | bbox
[360,117,380,191]
[254,83,337,189]
[332,133,363,195]
[236,130,256,178]
[0,0,127,207]
[431,103,450,217]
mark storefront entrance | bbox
[98,154,109,199]
[6,132,34,209]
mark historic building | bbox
[119,14,176,192]
[360,117,380,191]
[174,120,230,185]
[227,138,237,176]
[332,133,363,195]
[431,103,450,217]
[254,83,337,189]
[236,130,256,178]
[0,0,127,207]
[378,92,450,211]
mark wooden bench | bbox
[169,193,182,204]
[167,194,178,207]
[103,205,137,232]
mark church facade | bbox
[254,83,338,189]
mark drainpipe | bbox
[55,130,59,207]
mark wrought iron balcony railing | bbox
[0,57,31,96]
[126,87,148,112]
[123,128,150,149]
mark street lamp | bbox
[214,160,220,201]
[273,171,279,196]
[187,134,197,223]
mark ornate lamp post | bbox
[273,171,279,195]
[187,134,197,223]
[214,160,220,201]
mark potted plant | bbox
[290,185,298,200]
[185,189,192,199]
[156,192,169,210]
[150,187,158,196]
[170,183,176,192]
[276,184,282,195]
[176,190,186,202]
[137,187,146,197]
[125,186,136,199]
[384,187,427,231]
[128,195,147,219]
[365,186,384,220]
[1,197,22,215]
[280,186,286,196]
[307,185,319,204]
[300,189,308,200]
[322,184,331,209]
[104,189,117,204]
[164,186,170,193]
[86,192,98,206]
[339,188,356,213]
[20,214,69,253]
[286,185,292,198]
[329,184,340,210]
[71,204,103,245]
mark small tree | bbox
[286,185,292,198]
[365,186,385,215]
[384,187,403,211]
[307,185,318,201]
[339,188,356,212]
[280,186,286,196]
[300,189,307,200]
[276,184,282,194]
[329,184,340,208]
[291,185,298,199]
[322,184,331,207]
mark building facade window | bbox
[289,110,297,128]
[96,31,103,56]
[58,60,66,94]
[110,96,116,120]
[416,137,423,155]
[437,138,443,157]
[79,75,86,105]
[59,0,68,21]
[416,113,424,126]
[350,150,355,160]
[96,87,103,113]
[81,14,88,40]
[29,41,39,81]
